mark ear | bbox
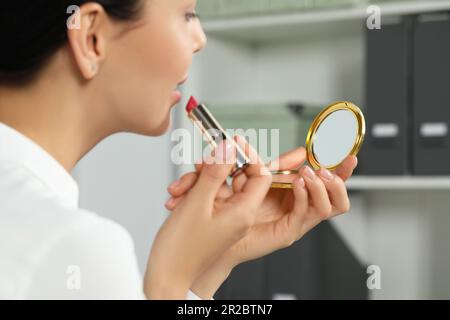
[66,3,110,80]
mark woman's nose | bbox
[193,23,207,54]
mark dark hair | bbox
[0,1,143,86]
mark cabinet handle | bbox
[371,123,399,138]
[272,293,297,300]
[420,122,448,138]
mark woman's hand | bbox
[165,136,358,299]
[144,139,273,299]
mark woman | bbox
[0,0,357,299]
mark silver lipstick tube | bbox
[188,103,250,177]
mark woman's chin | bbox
[130,100,175,136]
[142,113,172,137]
[155,118,172,136]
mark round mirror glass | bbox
[312,110,358,168]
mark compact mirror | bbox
[271,101,365,189]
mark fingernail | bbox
[169,179,180,190]
[319,168,334,181]
[355,156,359,167]
[165,198,175,207]
[215,139,235,164]
[295,177,305,188]
[302,166,316,181]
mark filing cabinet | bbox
[359,19,411,175]
[412,15,450,175]
[360,14,450,176]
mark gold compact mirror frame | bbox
[270,101,366,189]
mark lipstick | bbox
[186,96,250,177]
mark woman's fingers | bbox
[261,166,331,248]
[166,182,232,211]
[184,139,237,211]
[317,168,350,216]
[166,169,233,211]
[283,167,350,244]
[233,145,307,192]
[233,146,306,192]
[232,172,247,193]
[228,135,272,211]
[335,155,358,181]
[292,177,308,214]
[289,167,350,240]
[222,162,354,263]
[167,172,199,198]
[165,196,184,211]
[239,177,309,256]
[267,146,307,171]
[261,169,338,249]
[285,176,309,243]
[299,166,332,220]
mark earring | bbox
[90,62,97,73]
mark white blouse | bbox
[0,123,202,300]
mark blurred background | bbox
[74,0,450,299]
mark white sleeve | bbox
[25,217,146,300]
[187,290,202,300]
[187,290,214,300]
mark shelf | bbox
[346,176,450,190]
[202,0,450,43]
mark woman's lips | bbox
[171,90,182,105]
[171,76,187,106]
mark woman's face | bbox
[100,0,206,136]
